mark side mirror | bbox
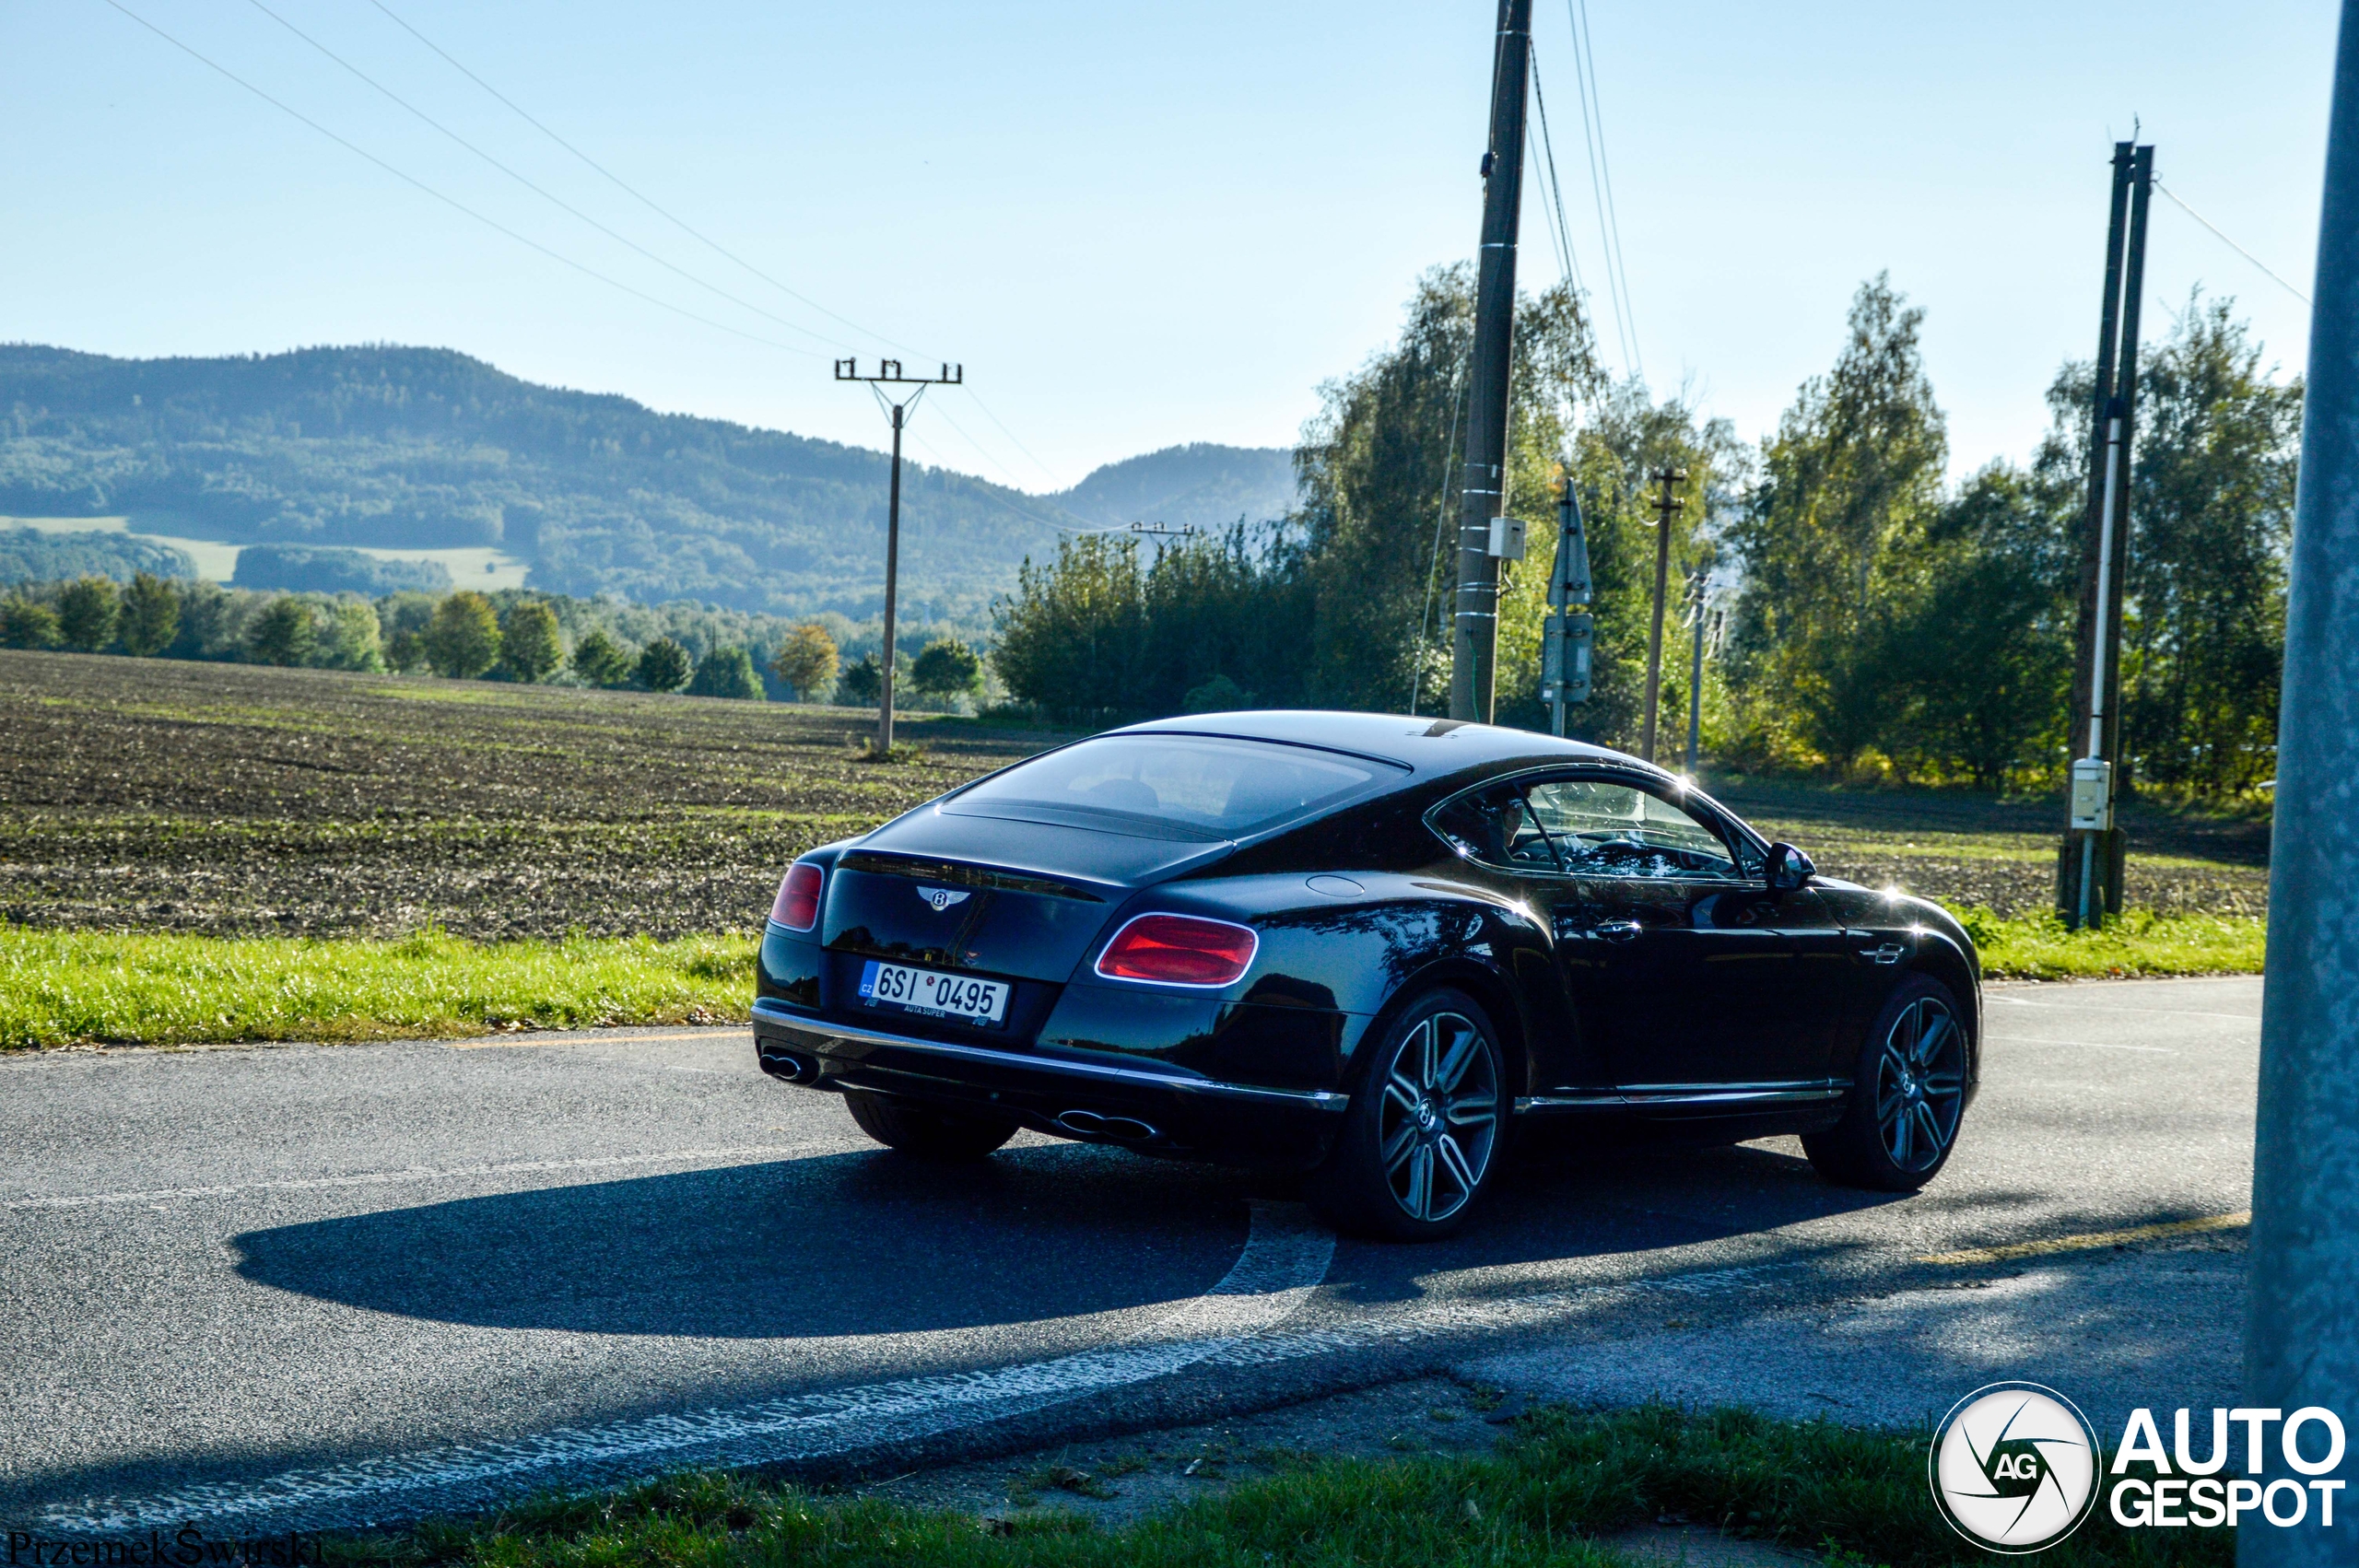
[1766,842,1815,893]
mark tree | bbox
[119,573,181,657]
[769,622,839,701]
[687,644,762,699]
[379,592,437,673]
[55,576,120,652]
[499,601,564,683]
[246,596,317,666]
[424,591,501,679]
[635,636,691,692]
[832,651,909,707]
[910,638,984,702]
[569,627,634,687]
[2118,294,2302,798]
[1726,275,1949,769]
[0,599,61,649]
[319,601,386,672]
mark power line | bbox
[1566,0,1640,380]
[2154,181,2313,307]
[1526,46,1587,300]
[100,0,828,362]
[364,0,925,361]
[244,0,857,355]
[362,0,1062,490]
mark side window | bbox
[1523,778,1741,881]
[1428,783,1561,873]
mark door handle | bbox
[1593,919,1642,943]
[1860,942,1906,965]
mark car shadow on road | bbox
[230,1140,1262,1339]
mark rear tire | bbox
[1309,988,1508,1241]
[1803,974,1969,1191]
[842,1088,1020,1162]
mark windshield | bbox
[948,734,1395,840]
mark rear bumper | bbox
[751,998,1347,1164]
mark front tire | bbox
[843,1088,1019,1162]
[1803,975,1969,1191]
[1310,989,1508,1241]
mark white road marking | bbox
[1983,1036,2177,1054]
[41,1201,1338,1534]
[1985,994,2257,1025]
[1,1143,833,1212]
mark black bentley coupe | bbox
[752,712,1978,1239]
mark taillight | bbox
[1095,913,1259,988]
[771,862,823,931]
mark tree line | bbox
[0,575,992,710]
[991,266,2298,801]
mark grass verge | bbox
[1951,907,2266,980]
[333,1404,2224,1568]
[0,926,755,1050]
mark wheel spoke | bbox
[1433,1017,1480,1094]
[1446,1099,1496,1129]
[1436,1133,1479,1196]
[1914,1010,1954,1068]
[1381,1119,1418,1173]
[1889,1098,1914,1164]
[1414,1020,1439,1092]
[1405,1146,1435,1218]
[1384,1080,1421,1118]
[1914,1101,1947,1156]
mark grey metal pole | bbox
[2244,6,2359,1561]
[878,404,903,755]
[1684,573,1706,775]
[1448,0,1532,723]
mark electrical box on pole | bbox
[1486,516,1528,560]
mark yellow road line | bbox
[1921,1211,2250,1266]
[442,1028,748,1050]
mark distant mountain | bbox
[0,344,1087,621]
[1050,443,1298,533]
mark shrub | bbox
[835,653,882,706]
[119,573,182,657]
[0,599,62,649]
[55,576,120,652]
[569,627,634,687]
[635,637,691,692]
[1182,672,1257,712]
[245,596,317,666]
[425,591,502,679]
[499,602,564,684]
[768,622,839,702]
[910,638,984,701]
[687,645,762,700]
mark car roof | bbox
[1110,708,1672,780]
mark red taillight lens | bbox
[1095,914,1259,988]
[771,862,823,931]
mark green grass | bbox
[0,926,756,1050]
[1951,907,2266,980]
[332,1404,2226,1568]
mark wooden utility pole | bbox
[1639,466,1684,763]
[1448,0,1532,723]
[2058,143,2152,928]
[834,357,963,755]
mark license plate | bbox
[858,960,1010,1025]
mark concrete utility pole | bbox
[1448,0,1532,723]
[834,357,962,755]
[1639,466,1684,763]
[2059,141,2153,929]
[2245,6,2359,1561]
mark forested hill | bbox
[0,344,1094,621]
[1050,442,1298,532]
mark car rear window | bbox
[948,735,1398,840]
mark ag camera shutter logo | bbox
[1930,1382,2102,1552]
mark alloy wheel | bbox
[1378,1010,1499,1223]
[1874,996,1966,1174]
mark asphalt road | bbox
[3,977,2259,1534]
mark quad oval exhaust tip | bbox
[1056,1108,1159,1142]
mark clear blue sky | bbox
[0,2,2335,492]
